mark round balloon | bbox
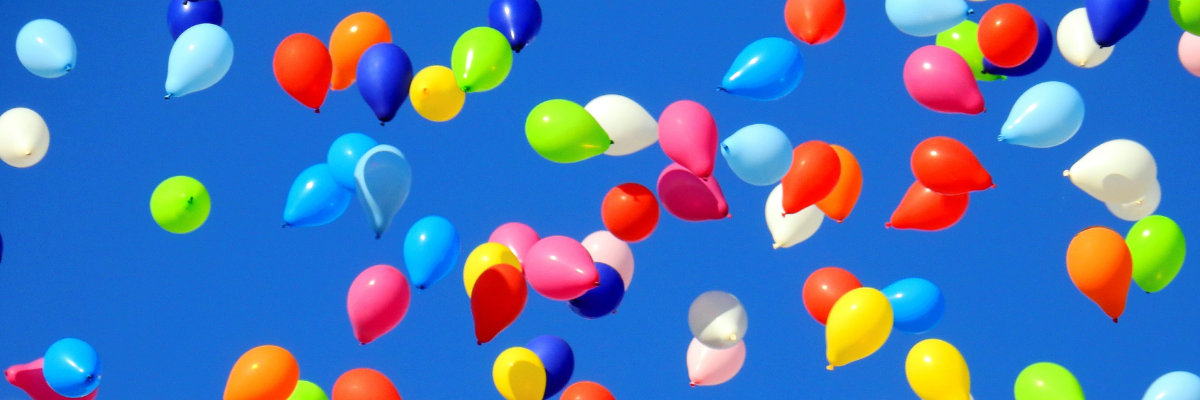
[332,368,401,400]
[903,45,985,114]
[657,163,730,221]
[814,145,862,222]
[356,43,414,124]
[721,124,793,186]
[471,264,528,344]
[355,145,412,238]
[16,20,76,78]
[978,4,1038,68]
[1067,139,1156,204]
[151,176,211,234]
[0,107,51,168]
[526,99,611,163]
[906,339,970,400]
[225,345,300,400]
[464,243,522,296]
[327,133,379,190]
[525,335,574,398]
[1057,8,1114,68]
[885,0,970,37]
[410,65,466,122]
[1000,82,1085,148]
[936,21,1004,82]
[781,141,841,214]
[911,136,993,195]
[1181,33,1200,78]
[688,291,748,350]
[493,347,546,400]
[802,267,863,325]
[1126,215,1186,293]
[43,339,101,398]
[887,181,970,231]
[560,382,615,400]
[882,278,945,334]
[329,12,392,90]
[1143,371,1200,400]
[568,263,626,318]
[283,164,352,228]
[524,236,599,301]
[601,183,660,243]
[489,223,540,264]
[288,381,328,400]
[1087,0,1149,47]
[581,231,635,288]
[167,0,223,40]
[1014,362,1084,400]
[488,0,543,52]
[785,0,846,45]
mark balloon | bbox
[560,382,615,400]
[601,183,660,243]
[42,339,100,398]
[452,27,513,93]
[1058,9,1114,68]
[719,38,804,101]
[1126,215,1186,293]
[765,184,824,249]
[273,34,333,112]
[781,141,841,214]
[883,278,945,333]
[524,236,599,301]
[657,163,730,221]
[1143,371,1200,400]
[815,145,862,222]
[357,43,414,124]
[283,164,352,228]
[581,231,635,288]
[525,335,573,399]
[721,124,793,186]
[1106,180,1161,222]
[885,0,970,37]
[1014,362,1084,400]
[464,243,522,296]
[658,100,718,178]
[802,267,863,325]
[410,66,466,122]
[329,12,391,91]
[983,16,1053,77]
[1067,227,1133,322]
[165,24,234,99]
[5,358,98,400]
[1181,33,1200,78]
[493,347,546,400]
[332,368,401,400]
[168,0,223,40]
[471,264,528,344]
[1173,0,1200,35]
[1087,0,1149,47]
[906,339,970,400]
[1067,139,1157,204]
[686,338,746,387]
[887,181,970,231]
[525,99,611,163]
[912,137,993,194]
[785,0,846,45]
[489,0,543,52]
[288,381,328,400]
[151,176,211,234]
[404,216,461,290]
[224,345,299,400]
[346,265,412,345]
[584,95,658,156]
[354,145,412,238]
[688,291,748,350]
[1001,82,1085,148]
[489,223,540,264]
[15,19,76,78]
[936,21,1004,82]
[0,107,50,168]
[978,4,1038,68]
[327,133,379,190]
[568,263,626,318]
[903,45,985,115]
[825,287,893,369]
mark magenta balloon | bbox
[5,358,98,400]
[524,236,599,301]
[686,338,746,387]
[657,163,729,221]
[658,100,718,178]
[346,264,411,344]
[903,45,985,115]
[488,222,540,263]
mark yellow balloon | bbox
[906,339,970,400]
[464,243,521,296]
[493,347,546,400]
[825,287,893,369]
[410,65,466,122]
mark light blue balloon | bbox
[720,37,804,101]
[327,133,379,190]
[885,0,970,37]
[356,145,412,238]
[1144,371,1200,400]
[43,338,101,398]
[881,278,945,334]
[404,215,461,290]
[1000,81,1084,149]
[283,164,352,227]
[15,19,76,78]
[165,23,233,99]
[720,124,793,186]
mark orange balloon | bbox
[470,264,528,345]
[815,145,862,222]
[784,0,846,45]
[273,33,333,112]
[887,181,969,231]
[560,381,616,400]
[332,368,402,400]
[601,183,660,242]
[224,345,300,400]
[781,141,841,215]
[1066,227,1133,322]
[329,12,392,91]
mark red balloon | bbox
[601,183,660,242]
[887,181,970,231]
[802,267,863,325]
[333,368,402,400]
[560,381,616,400]
[978,4,1039,68]
[781,141,841,215]
[911,137,993,195]
[784,0,846,45]
[470,264,527,345]
[273,33,333,112]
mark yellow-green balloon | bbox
[150,176,210,234]
[451,27,513,93]
[936,21,1004,82]
[1014,362,1084,400]
[525,99,611,163]
[1171,0,1200,35]
[288,380,328,400]
[1126,215,1186,293]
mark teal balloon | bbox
[284,164,352,227]
[327,133,379,190]
[1000,82,1085,148]
[881,278,944,334]
[165,23,233,98]
[885,0,970,37]
[720,37,804,101]
[356,145,412,238]
[720,124,793,186]
[1143,371,1200,400]
[16,19,76,78]
[43,338,101,398]
[404,215,461,289]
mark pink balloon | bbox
[489,222,540,263]
[347,264,411,345]
[657,163,729,222]
[658,100,718,178]
[581,231,634,289]
[6,358,99,400]
[523,236,599,301]
[1180,32,1200,78]
[903,45,985,115]
[686,338,746,387]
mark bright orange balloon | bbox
[273,33,333,112]
[978,4,1038,68]
[329,12,392,91]
[601,183,660,242]
[911,137,993,195]
[887,181,969,231]
[471,264,528,345]
[1066,227,1133,322]
[560,381,616,400]
[815,145,862,222]
[784,0,846,45]
[224,345,300,400]
[782,141,841,215]
[332,368,402,400]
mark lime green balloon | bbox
[451,27,513,93]
[936,21,1004,82]
[1171,0,1200,35]
[1126,215,1186,293]
[525,99,611,163]
[1014,362,1085,400]
[150,176,210,234]
[288,380,328,400]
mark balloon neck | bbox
[997,135,1005,142]
[375,234,382,240]
[689,382,696,387]
[1112,317,1119,323]
[164,94,172,100]
[477,341,482,346]
[380,121,386,127]
[513,45,525,53]
[281,223,289,228]
[64,65,72,72]
[1062,170,1070,177]
[772,243,781,250]
[966,8,974,15]
[885,222,893,229]
[826,365,834,371]
[460,86,471,92]
[610,140,615,144]
[85,374,95,382]
[716,87,727,93]
[314,108,320,114]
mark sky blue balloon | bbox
[1144,371,1200,400]
[43,338,101,398]
[720,124,793,186]
[356,145,412,238]
[489,0,543,52]
[327,133,379,190]
[167,0,223,40]
[568,263,626,319]
[983,16,1052,77]
[16,19,76,78]
[525,335,574,399]
[1087,0,1148,47]
[885,0,970,37]
[720,37,804,101]
[1000,82,1084,149]
[165,23,233,99]
[357,43,414,124]
[283,164,352,227]
[882,278,945,334]
[403,215,461,290]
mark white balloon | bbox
[765,184,824,249]
[584,94,658,156]
[581,230,635,289]
[0,108,50,168]
[688,291,747,350]
[1106,180,1161,221]
[1067,139,1157,204]
[1057,8,1114,68]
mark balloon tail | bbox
[314,108,320,114]
[281,223,289,228]
[65,65,72,72]
[967,8,974,15]
[1112,317,1119,323]
[716,87,727,93]
[826,365,835,371]
[689,382,697,387]
[772,243,781,250]
[164,94,172,100]
[990,184,997,189]
[375,233,382,240]
[477,341,482,346]
[380,122,386,127]
[610,140,615,144]
[885,222,893,229]
[1062,170,1070,177]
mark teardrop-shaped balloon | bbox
[452,27,513,93]
[887,181,970,231]
[5,358,98,400]
[273,33,333,112]
[1014,363,1085,400]
[166,23,234,99]
[585,95,659,157]
[719,37,804,101]
[224,345,299,400]
[688,291,748,350]
[525,335,574,399]
[781,141,841,214]
[332,368,401,400]
[580,231,635,289]
[765,184,824,249]
[492,347,546,400]
[686,338,746,387]
[327,133,379,190]
[885,0,970,37]
[657,163,729,221]
[464,243,522,296]
[983,16,1053,77]
[283,164,353,228]
[471,264,528,344]
[1087,0,1149,47]
[1000,82,1084,148]
[329,12,392,91]
[15,19,76,78]
[409,65,466,122]
[826,287,893,369]
[903,45,985,114]
[568,263,625,318]
[936,21,1004,82]
[525,99,611,163]
[355,145,412,238]
[488,223,540,264]
[346,264,411,345]
[721,124,793,186]
[882,278,945,334]
[1067,226,1132,322]
[1067,139,1156,204]
[658,100,718,178]
[356,43,413,124]
[815,145,862,222]
[1057,8,1114,68]
[168,0,223,40]
[488,0,543,52]
[978,4,1039,68]
[1126,215,1186,293]
[1106,180,1160,222]
[911,136,993,195]
[906,339,970,400]
[404,216,461,290]
[524,236,599,301]
[0,107,51,168]
[1142,371,1200,400]
[802,267,862,325]
[785,0,846,45]
[42,339,101,398]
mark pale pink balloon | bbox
[658,100,718,178]
[5,358,99,400]
[657,163,729,222]
[581,231,635,289]
[347,264,411,345]
[489,222,540,263]
[1180,32,1200,78]
[903,45,985,115]
[524,235,599,301]
[687,338,746,387]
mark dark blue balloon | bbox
[983,16,1052,77]
[167,0,223,40]
[488,0,543,52]
[1086,0,1148,47]
[525,335,574,399]
[568,263,625,319]
[357,43,414,125]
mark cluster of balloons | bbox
[16,19,76,79]
[5,338,101,400]
[888,137,992,231]
[766,139,862,248]
[1066,139,1161,221]
[492,335,582,400]
[0,108,51,168]
[686,291,747,386]
[165,0,233,99]
[1066,215,1186,322]
[150,176,212,234]
[223,345,405,400]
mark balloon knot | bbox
[990,184,996,189]
[1062,170,1070,177]
[834,219,844,223]
[1112,317,1119,323]
[282,223,289,228]
[772,243,781,250]
[725,213,731,219]
[826,365,834,371]
[376,234,382,240]
[967,8,974,15]
[716,87,727,92]
[65,65,72,72]
[594,280,601,287]
[612,310,617,314]
[187,197,194,204]
[417,285,425,291]
[314,108,320,114]
[689,382,697,387]
[477,341,482,346]
[885,222,893,229]
[610,140,615,144]
[164,94,172,100]
[997,135,1005,142]
[380,122,386,127]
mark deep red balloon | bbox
[978,4,1039,68]
[781,141,841,215]
[911,137,993,195]
[470,264,527,345]
[601,183,660,242]
[273,33,333,112]
[802,267,863,325]
[887,181,970,231]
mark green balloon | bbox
[936,21,1004,82]
[149,176,210,234]
[1014,362,1085,400]
[451,27,514,93]
[288,380,328,400]
[1126,215,1186,293]
[1171,0,1200,36]
[525,99,611,163]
